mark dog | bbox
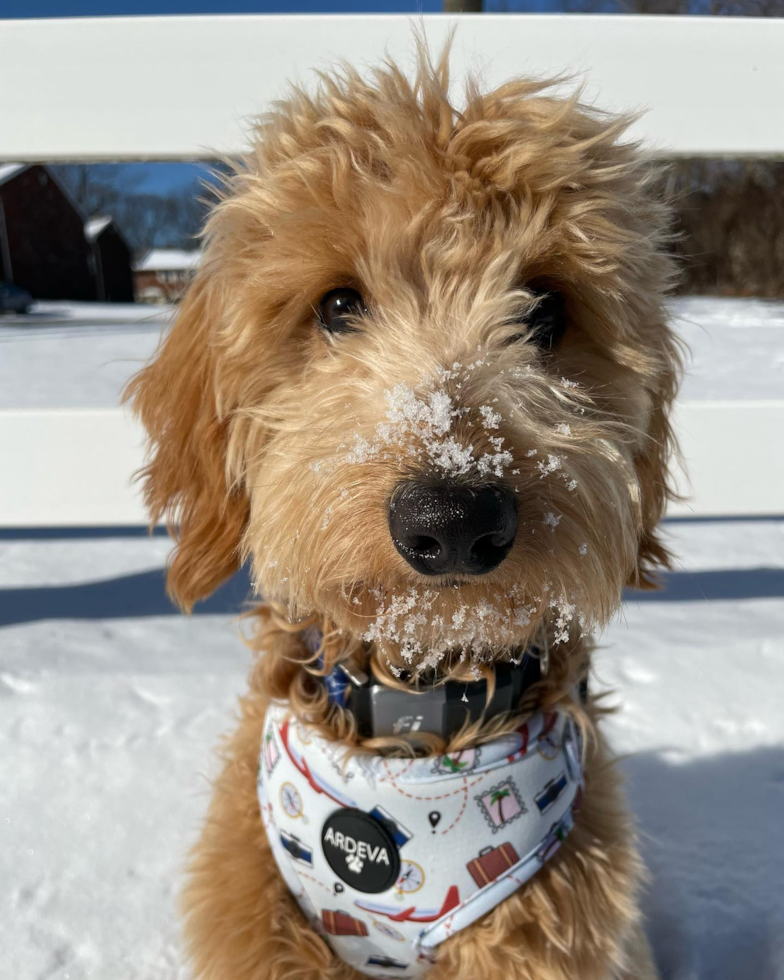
[126,43,679,980]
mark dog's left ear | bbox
[124,276,249,611]
[629,337,680,590]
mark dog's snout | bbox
[388,483,518,577]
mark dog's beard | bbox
[354,580,588,675]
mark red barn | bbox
[0,163,133,302]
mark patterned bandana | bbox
[257,702,584,979]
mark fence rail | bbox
[1,14,784,162]
[1,402,782,527]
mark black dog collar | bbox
[315,638,544,739]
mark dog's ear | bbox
[629,335,680,590]
[124,276,248,611]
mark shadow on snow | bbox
[1,566,783,628]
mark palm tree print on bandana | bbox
[475,777,527,832]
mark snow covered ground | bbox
[0,302,172,411]
[1,295,783,407]
[2,298,783,979]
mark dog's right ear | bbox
[123,276,248,611]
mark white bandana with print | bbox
[258,702,584,979]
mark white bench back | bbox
[1,14,782,525]
[2,14,784,162]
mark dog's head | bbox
[126,50,679,675]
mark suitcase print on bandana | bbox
[321,909,369,936]
[534,771,568,814]
[475,777,527,832]
[467,842,521,888]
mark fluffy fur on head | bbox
[126,41,679,980]
[126,44,678,678]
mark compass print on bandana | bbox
[280,782,304,819]
[475,777,527,832]
[536,712,562,760]
[536,731,561,761]
[395,861,425,897]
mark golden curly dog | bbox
[126,42,679,980]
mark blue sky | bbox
[3,0,445,15]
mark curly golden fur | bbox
[125,41,679,980]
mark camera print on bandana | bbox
[369,805,413,850]
[475,777,527,833]
[279,829,314,867]
[534,771,569,814]
[366,953,410,971]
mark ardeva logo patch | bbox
[321,807,401,894]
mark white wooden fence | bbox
[2,14,784,161]
[0,402,781,526]
[1,14,783,525]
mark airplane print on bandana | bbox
[355,885,460,924]
[475,777,527,832]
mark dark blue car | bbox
[0,282,32,314]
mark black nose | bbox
[388,483,518,577]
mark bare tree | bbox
[444,0,484,10]
[54,164,143,217]
[53,164,213,256]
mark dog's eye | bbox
[318,288,367,335]
[512,287,567,351]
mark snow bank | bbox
[2,521,783,978]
